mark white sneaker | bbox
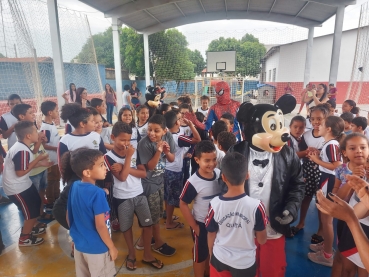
[308,250,333,267]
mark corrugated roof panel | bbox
[122,11,157,30]
[177,0,203,15]
[249,0,274,12]
[80,0,130,13]
[272,0,307,16]
[298,3,337,22]
[202,0,226,12]
[147,4,183,22]
[227,0,249,11]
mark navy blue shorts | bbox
[319,172,335,198]
[8,184,41,220]
[191,221,208,263]
[164,169,183,207]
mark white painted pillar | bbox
[329,6,345,85]
[112,17,122,108]
[47,0,65,112]
[143,33,150,87]
[304,27,314,86]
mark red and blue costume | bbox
[187,81,241,140]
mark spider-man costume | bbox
[186,81,241,140]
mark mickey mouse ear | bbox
[275,94,297,114]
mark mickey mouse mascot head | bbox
[230,95,305,277]
[144,86,162,117]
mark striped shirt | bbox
[319,139,341,175]
[3,142,33,195]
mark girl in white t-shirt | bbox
[122,84,133,110]
[62,83,77,104]
[136,105,149,138]
[118,107,141,148]
[307,116,344,267]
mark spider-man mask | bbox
[215,81,231,105]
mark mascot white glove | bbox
[275,210,293,225]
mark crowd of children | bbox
[1,90,369,277]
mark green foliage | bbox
[188,49,206,76]
[75,27,196,81]
[73,27,114,67]
[207,34,266,77]
[0,53,5,58]
[120,27,144,76]
[149,29,195,82]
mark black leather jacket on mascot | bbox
[226,95,305,237]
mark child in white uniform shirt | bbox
[180,141,221,277]
[40,101,61,208]
[3,121,52,246]
[210,121,228,169]
[0,94,22,149]
[205,152,267,277]
[105,122,163,270]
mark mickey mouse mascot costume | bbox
[185,81,242,141]
[230,95,305,277]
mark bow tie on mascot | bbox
[185,81,241,140]
[227,95,305,277]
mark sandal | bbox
[152,243,176,256]
[38,212,54,221]
[164,215,179,224]
[166,222,184,230]
[311,234,324,244]
[142,258,164,269]
[126,255,137,271]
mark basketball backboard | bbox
[206,51,236,72]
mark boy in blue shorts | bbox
[179,140,221,277]
[205,152,268,277]
[163,110,201,230]
[3,121,52,246]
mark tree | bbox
[73,27,114,67]
[149,29,194,82]
[207,34,266,77]
[188,49,206,76]
[0,53,5,58]
[120,27,145,76]
[74,27,195,81]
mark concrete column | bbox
[329,6,345,85]
[304,27,314,86]
[112,17,122,108]
[47,0,65,112]
[143,33,150,87]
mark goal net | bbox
[0,0,103,126]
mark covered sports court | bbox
[0,0,357,276]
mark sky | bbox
[58,0,367,38]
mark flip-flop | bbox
[166,222,184,230]
[163,215,179,224]
[126,256,137,271]
[142,258,164,269]
[291,226,303,236]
